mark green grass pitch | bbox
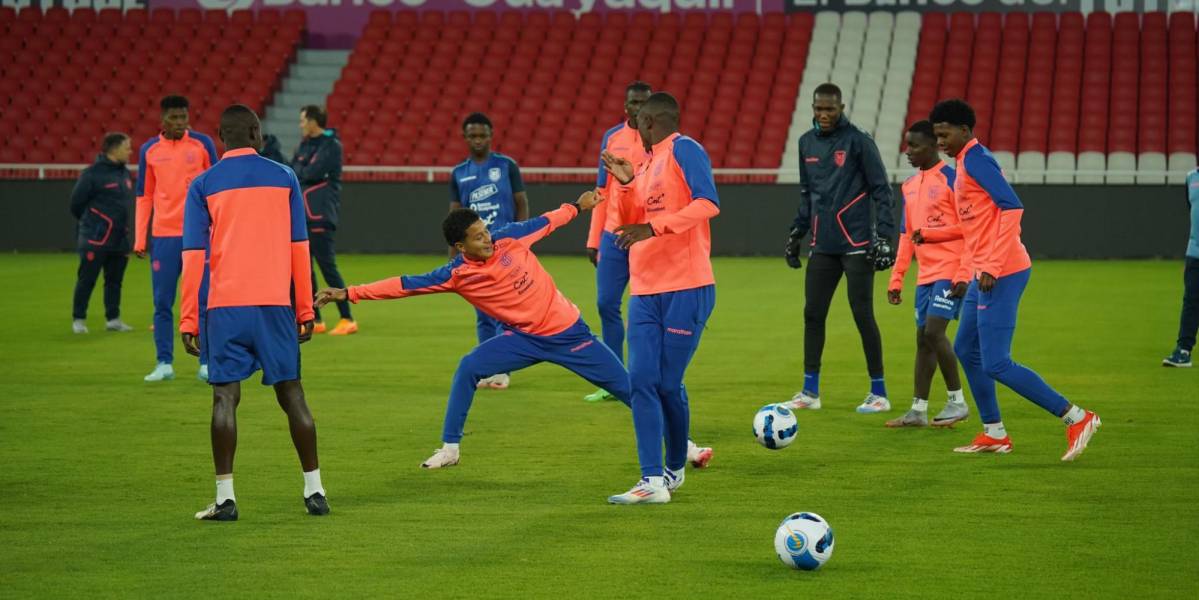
[1,254,1196,598]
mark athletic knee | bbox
[596,298,621,321]
[982,356,1016,380]
[630,368,658,393]
[922,328,947,349]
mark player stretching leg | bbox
[929,99,1099,460]
[884,121,970,428]
[181,105,327,520]
[600,93,720,504]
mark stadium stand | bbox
[0,7,305,165]
[0,7,1195,185]
[326,10,812,180]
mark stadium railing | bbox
[0,164,1172,185]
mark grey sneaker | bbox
[106,319,134,332]
[72,319,88,334]
[885,409,929,428]
[932,400,970,427]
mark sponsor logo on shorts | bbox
[571,340,594,353]
[666,327,693,336]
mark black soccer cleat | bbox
[195,499,238,522]
[304,493,330,516]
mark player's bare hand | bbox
[315,288,347,308]
[577,189,603,211]
[601,151,634,185]
[911,229,925,245]
[978,272,997,293]
[134,250,147,259]
[887,289,902,305]
[615,223,654,249]
[950,281,969,298]
[586,247,598,267]
[297,320,315,343]
[181,332,201,357]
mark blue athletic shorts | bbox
[914,279,962,328]
[206,306,300,385]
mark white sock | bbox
[1061,405,1087,426]
[443,443,460,453]
[303,469,325,499]
[983,422,1007,439]
[912,398,928,412]
[645,476,666,489]
[215,475,235,505]
[947,389,965,404]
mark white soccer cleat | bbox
[72,320,88,334]
[785,391,821,410]
[477,374,510,390]
[420,446,460,469]
[607,478,670,505]
[686,440,713,469]
[665,468,685,492]
[143,363,175,382]
[855,394,891,414]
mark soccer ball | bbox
[774,512,835,570]
[753,403,798,449]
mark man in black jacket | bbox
[784,83,896,414]
[292,105,356,335]
[70,133,135,334]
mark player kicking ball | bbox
[929,99,1099,460]
[885,121,970,428]
[314,191,712,478]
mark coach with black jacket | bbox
[70,133,136,334]
[784,83,897,415]
[292,105,356,335]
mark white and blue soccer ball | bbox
[774,512,835,570]
[753,403,798,449]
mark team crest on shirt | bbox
[499,253,513,267]
[488,167,501,182]
[834,151,847,167]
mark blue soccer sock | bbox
[870,377,887,398]
[803,371,820,396]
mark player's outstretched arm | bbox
[493,190,603,246]
[341,262,460,303]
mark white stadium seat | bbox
[1014,151,1045,184]
[1075,152,1106,184]
[1045,152,1077,184]
[1106,152,1136,184]
[1136,152,1167,185]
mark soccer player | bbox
[315,194,625,471]
[929,99,1100,460]
[134,95,218,382]
[599,92,719,505]
[449,112,530,390]
[70,133,135,334]
[1162,167,1199,367]
[581,81,652,403]
[292,105,357,336]
[180,104,328,520]
[885,121,970,428]
[783,83,896,414]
